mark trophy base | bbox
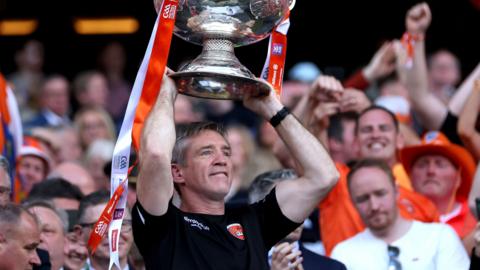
[170,71,271,100]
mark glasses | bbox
[387,245,402,270]
[79,219,132,233]
[0,186,11,195]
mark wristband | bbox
[269,107,290,127]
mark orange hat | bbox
[399,131,475,201]
[18,137,52,172]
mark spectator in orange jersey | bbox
[319,105,439,256]
[400,131,477,252]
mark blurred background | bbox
[0,0,479,81]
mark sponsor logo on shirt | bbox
[227,223,245,240]
[184,216,210,231]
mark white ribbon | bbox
[107,13,161,270]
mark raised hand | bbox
[339,88,371,113]
[243,85,284,121]
[309,75,344,103]
[363,41,397,82]
[160,69,178,102]
[405,2,431,35]
[271,242,304,270]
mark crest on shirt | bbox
[227,223,245,240]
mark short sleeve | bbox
[252,188,302,249]
[132,200,174,253]
[439,112,463,145]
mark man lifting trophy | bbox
[89,2,305,269]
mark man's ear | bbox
[171,164,185,184]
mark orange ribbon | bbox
[266,13,290,96]
[87,162,137,253]
[401,32,422,68]
[132,0,178,152]
[87,179,126,254]
[87,0,178,253]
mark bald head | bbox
[49,162,96,196]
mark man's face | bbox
[85,74,108,108]
[176,130,233,201]
[0,213,41,270]
[227,129,248,173]
[79,112,110,148]
[42,78,69,116]
[0,169,11,206]
[349,167,398,234]
[410,155,460,202]
[18,155,47,194]
[80,203,133,261]
[28,206,65,270]
[356,109,402,165]
[429,51,460,87]
[64,231,88,270]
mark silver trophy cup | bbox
[170,0,290,99]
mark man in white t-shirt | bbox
[331,159,469,270]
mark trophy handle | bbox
[289,0,296,10]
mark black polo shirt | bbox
[132,188,300,270]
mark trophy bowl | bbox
[170,0,290,99]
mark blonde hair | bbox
[73,107,116,149]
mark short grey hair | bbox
[172,122,227,166]
[248,169,297,203]
[0,203,38,236]
[23,199,69,234]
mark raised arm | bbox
[449,63,480,116]
[293,76,344,145]
[272,76,343,169]
[344,41,396,90]
[397,3,448,130]
[458,79,480,160]
[244,87,340,223]
[363,42,397,83]
[137,73,177,215]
